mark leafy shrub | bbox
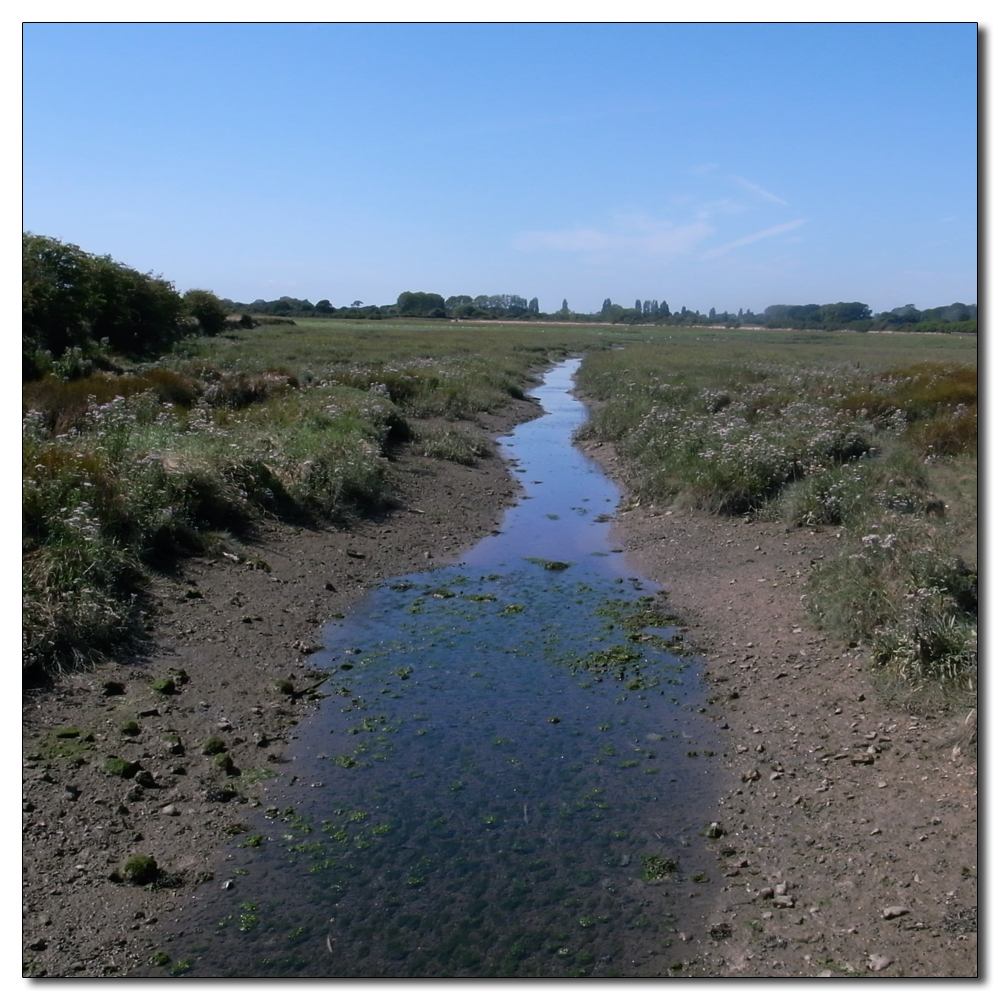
[182,289,228,336]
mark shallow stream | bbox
[158,359,723,977]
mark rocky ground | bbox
[583,442,978,979]
[22,395,977,979]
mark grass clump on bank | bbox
[576,329,977,702]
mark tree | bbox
[22,232,186,368]
[22,232,104,360]
[397,291,446,317]
[528,297,539,314]
[182,289,228,335]
[819,302,871,326]
[316,299,335,314]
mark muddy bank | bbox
[21,400,540,978]
[580,440,978,978]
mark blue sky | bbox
[22,22,978,314]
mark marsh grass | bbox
[576,328,977,700]
[24,318,976,694]
[412,427,493,465]
[22,319,625,679]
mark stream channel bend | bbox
[153,358,724,978]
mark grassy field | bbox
[575,326,977,702]
[24,319,977,703]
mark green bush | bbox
[182,289,228,336]
[23,233,187,364]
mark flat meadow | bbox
[23,319,977,706]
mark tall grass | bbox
[22,320,595,679]
[576,329,977,701]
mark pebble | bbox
[868,954,894,971]
[161,804,180,816]
[882,906,909,919]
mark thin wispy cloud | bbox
[514,215,714,257]
[700,218,807,259]
[730,175,788,206]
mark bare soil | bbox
[22,397,977,979]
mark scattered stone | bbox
[868,954,894,971]
[161,804,180,816]
[882,906,910,920]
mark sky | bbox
[22,22,979,315]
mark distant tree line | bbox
[221,291,542,321]
[24,232,976,382]
[226,290,976,333]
